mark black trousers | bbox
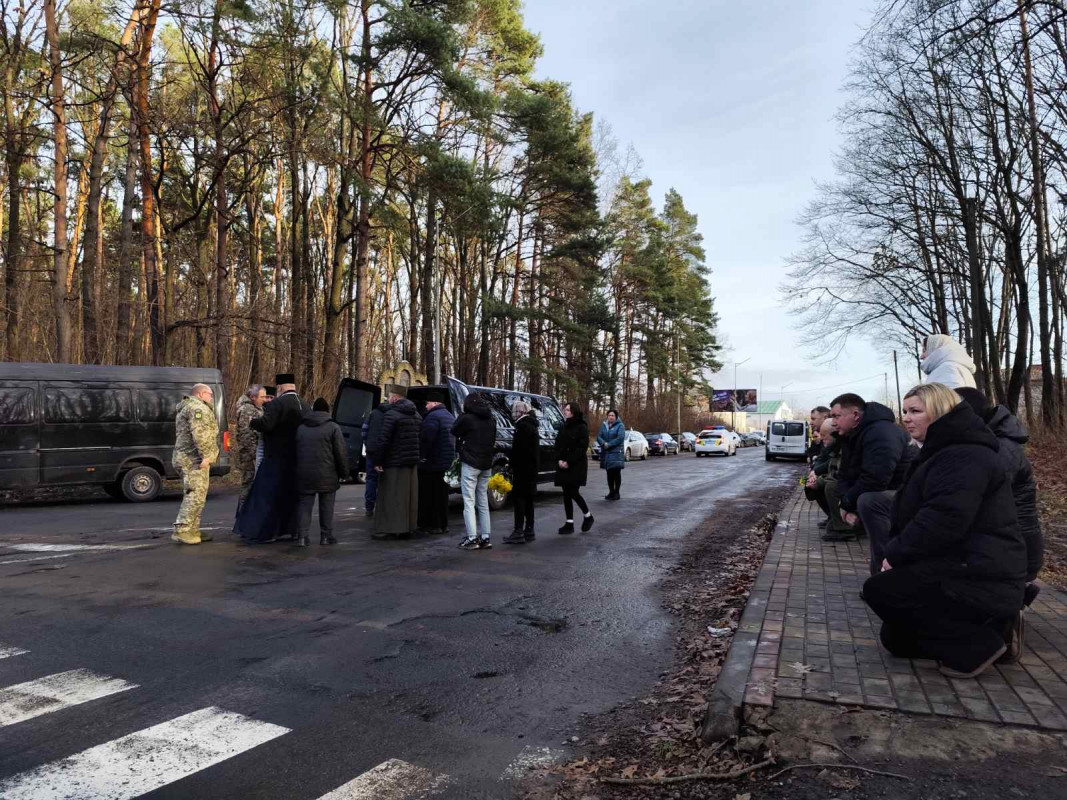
[296,491,337,540]
[858,490,896,576]
[804,480,830,516]
[562,485,588,520]
[513,483,535,531]
[863,567,1008,673]
[417,469,449,531]
[606,468,622,496]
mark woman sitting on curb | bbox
[862,383,1026,678]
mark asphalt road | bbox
[0,447,796,799]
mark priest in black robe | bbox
[236,373,307,543]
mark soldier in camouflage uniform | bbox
[234,385,266,511]
[172,384,220,545]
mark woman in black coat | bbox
[554,402,593,535]
[862,383,1026,678]
[503,401,540,545]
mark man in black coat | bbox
[294,398,349,547]
[236,373,307,543]
[362,401,388,517]
[503,401,540,545]
[863,398,1025,677]
[958,388,1044,660]
[825,393,911,543]
[416,390,456,536]
[368,385,421,540]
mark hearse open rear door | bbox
[333,378,382,477]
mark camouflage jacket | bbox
[234,396,262,471]
[174,396,220,464]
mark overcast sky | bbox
[523,0,916,415]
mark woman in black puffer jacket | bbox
[554,402,593,535]
[863,383,1026,678]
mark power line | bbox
[778,372,889,397]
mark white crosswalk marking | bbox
[0,706,290,799]
[0,669,137,727]
[0,644,28,659]
[318,759,450,799]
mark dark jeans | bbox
[296,491,337,540]
[364,455,379,511]
[562,485,588,520]
[417,469,449,531]
[858,490,896,576]
[606,468,622,496]
[513,483,535,531]
[863,566,1007,673]
[804,478,830,516]
[825,478,864,535]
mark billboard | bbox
[710,389,758,413]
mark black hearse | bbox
[0,363,230,501]
[333,376,565,509]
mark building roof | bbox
[756,400,785,414]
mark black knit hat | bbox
[275,373,296,385]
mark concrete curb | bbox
[700,516,789,742]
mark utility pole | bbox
[731,357,751,430]
[893,350,903,422]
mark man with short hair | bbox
[369,385,421,540]
[805,418,838,525]
[255,386,275,470]
[824,392,910,543]
[237,373,306,543]
[295,397,349,546]
[416,391,456,535]
[234,384,266,513]
[172,383,219,545]
[808,406,830,458]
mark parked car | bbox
[695,428,737,457]
[334,376,565,510]
[624,429,649,461]
[0,363,231,502]
[727,431,743,450]
[765,420,809,461]
[679,432,697,452]
[745,431,767,447]
[645,432,680,456]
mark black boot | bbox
[320,534,337,545]
[524,529,536,542]
[581,515,595,533]
[558,522,575,535]
[503,529,526,545]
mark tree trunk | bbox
[45,0,72,362]
[116,124,139,364]
[421,187,437,377]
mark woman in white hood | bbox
[921,334,977,389]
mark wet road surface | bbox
[0,448,796,798]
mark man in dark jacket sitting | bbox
[958,387,1043,661]
[295,398,349,547]
[825,393,911,543]
[368,385,421,540]
[416,390,456,536]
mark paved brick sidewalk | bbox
[738,487,1067,730]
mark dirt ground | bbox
[1032,432,1067,592]
[517,481,1067,799]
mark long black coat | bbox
[836,401,911,512]
[369,398,422,468]
[554,417,589,488]
[419,405,456,472]
[985,406,1042,582]
[251,390,306,460]
[510,412,541,488]
[884,402,1025,618]
[452,395,497,470]
[296,411,349,493]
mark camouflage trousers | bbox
[237,458,256,507]
[173,456,210,538]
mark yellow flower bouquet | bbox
[488,473,513,495]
